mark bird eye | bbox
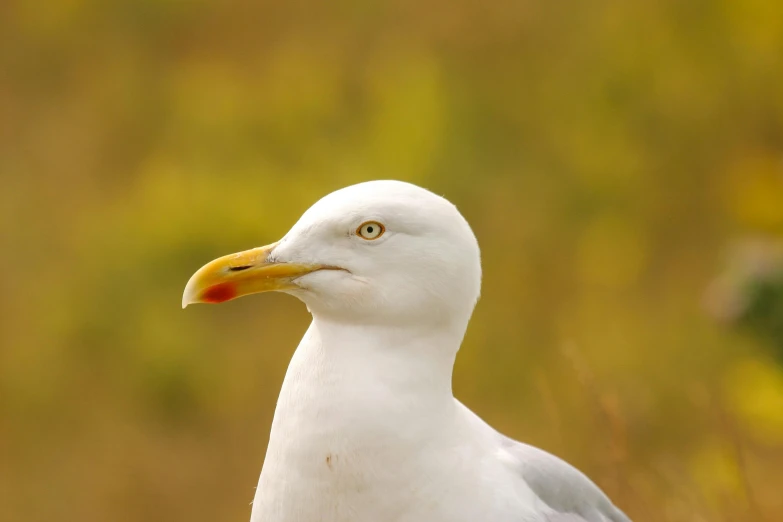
[356,221,385,240]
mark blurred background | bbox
[1,1,783,521]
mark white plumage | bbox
[183,180,631,522]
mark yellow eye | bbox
[357,221,385,240]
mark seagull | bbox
[182,180,631,522]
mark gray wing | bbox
[454,400,631,522]
[543,514,600,522]
[500,436,631,522]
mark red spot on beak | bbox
[201,283,237,303]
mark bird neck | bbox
[252,317,469,522]
[261,316,464,473]
[307,315,462,400]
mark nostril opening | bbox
[228,265,251,272]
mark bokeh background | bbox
[2,1,783,521]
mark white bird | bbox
[182,180,631,522]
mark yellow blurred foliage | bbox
[690,438,744,509]
[725,153,783,233]
[725,356,783,444]
[577,215,648,289]
[2,1,783,521]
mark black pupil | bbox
[366,226,374,233]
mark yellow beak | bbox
[182,242,335,308]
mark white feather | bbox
[241,180,629,522]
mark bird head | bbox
[182,180,482,329]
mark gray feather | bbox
[500,436,631,522]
